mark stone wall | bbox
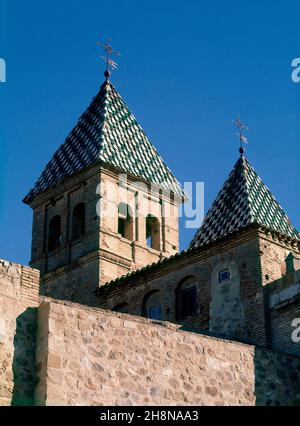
[28,163,180,306]
[0,260,40,406]
[35,299,300,406]
[40,251,100,307]
[259,236,299,286]
[99,229,267,346]
[99,228,300,354]
[29,168,101,276]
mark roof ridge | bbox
[97,81,111,160]
[242,156,255,223]
[244,157,298,235]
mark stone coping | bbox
[40,296,300,360]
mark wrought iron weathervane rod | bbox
[233,116,249,155]
[97,38,120,80]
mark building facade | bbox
[23,74,300,354]
[0,73,299,406]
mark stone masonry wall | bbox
[40,252,100,307]
[100,230,300,354]
[259,235,299,285]
[35,299,300,406]
[100,230,267,346]
[29,164,180,307]
[0,260,40,406]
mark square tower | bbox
[24,79,184,306]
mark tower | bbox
[97,145,299,349]
[189,151,299,345]
[23,76,184,306]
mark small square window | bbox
[218,269,231,283]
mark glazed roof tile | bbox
[190,156,299,248]
[24,80,183,203]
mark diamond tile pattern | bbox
[24,81,183,203]
[190,156,299,248]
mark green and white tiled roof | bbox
[24,80,183,203]
[190,155,299,248]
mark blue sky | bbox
[0,0,299,265]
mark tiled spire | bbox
[24,80,183,203]
[190,156,299,248]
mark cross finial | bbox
[233,115,249,156]
[97,38,120,81]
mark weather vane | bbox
[97,38,120,80]
[233,116,249,155]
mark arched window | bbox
[112,302,129,314]
[72,203,85,240]
[146,215,160,251]
[118,203,134,240]
[142,290,163,320]
[48,215,61,252]
[175,276,198,321]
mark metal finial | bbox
[97,38,120,80]
[232,116,249,156]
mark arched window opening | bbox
[176,276,198,321]
[146,215,160,251]
[112,302,129,314]
[142,290,163,321]
[48,215,62,252]
[118,203,134,240]
[72,203,85,240]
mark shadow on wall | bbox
[254,347,300,406]
[11,308,38,406]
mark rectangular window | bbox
[218,269,231,283]
[181,286,197,319]
[149,305,163,321]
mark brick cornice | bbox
[96,224,263,302]
[257,226,300,252]
[97,223,300,302]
